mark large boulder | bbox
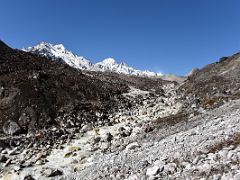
[3,120,21,135]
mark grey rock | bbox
[233,172,240,180]
[13,165,21,171]
[3,159,11,167]
[81,124,92,133]
[93,136,101,144]
[42,168,63,177]
[1,149,8,154]
[24,175,35,180]
[48,169,63,177]
[35,160,43,165]
[0,155,7,163]
[8,147,19,155]
[3,120,21,135]
[146,166,160,176]
[163,163,177,174]
[125,142,140,151]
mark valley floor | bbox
[59,99,240,180]
[2,85,240,180]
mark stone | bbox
[144,124,154,133]
[68,146,81,152]
[0,139,6,149]
[125,142,140,151]
[200,148,209,154]
[227,150,237,161]
[212,174,221,180]
[192,156,200,165]
[51,127,57,131]
[183,162,192,170]
[139,160,150,168]
[198,163,212,174]
[0,155,7,163]
[126,174,139,180]
[146,166,160,176]
[93,136,101,144]
[4,159,11,167]
[232,154,239,162]
[3,120,21,135]
[24,175,35,180]
[13,165,21,171]
[64,152,73,158]
[100,142,109,152]
[21,161,33,168]
[207,152,218,162]
[131,127,142,136]
[8,147,18,155]
[81,124,92,133]
[42,168,63,177]
[48,169,63,177]
[231,165,238,171]
[35,160,43,165]
[119,127,132,137]
[233,172,240,180]
[153,160,164,171]
[164,163,177,174]
[106,132,113,142]
[1,149,8,154]
[218,149,228,159]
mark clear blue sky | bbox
[1,0,240,75]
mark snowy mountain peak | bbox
[23,42,93,70]
[53,44,66,52]
[25,42,66,53]
[39,42,50,46]
[23,42,161,77]
[31,42,53,50]
[100,58,117,65]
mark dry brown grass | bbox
[202,99,217,107]
[209,133,240,153]
[153,112,189,128]
[201,97,226,110]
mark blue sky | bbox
[0,0,240,75]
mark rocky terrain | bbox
[1,40,240,180]
[58,99,240,180]
[180,53,240,111]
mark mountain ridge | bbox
[23,42,162,77]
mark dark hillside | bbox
[0,40,129,134]
[179,52,240,109]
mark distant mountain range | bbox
[23,42,162,77]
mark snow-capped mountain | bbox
[95,58,161,76]
[23,42,161,77]
[23,42,94,70]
